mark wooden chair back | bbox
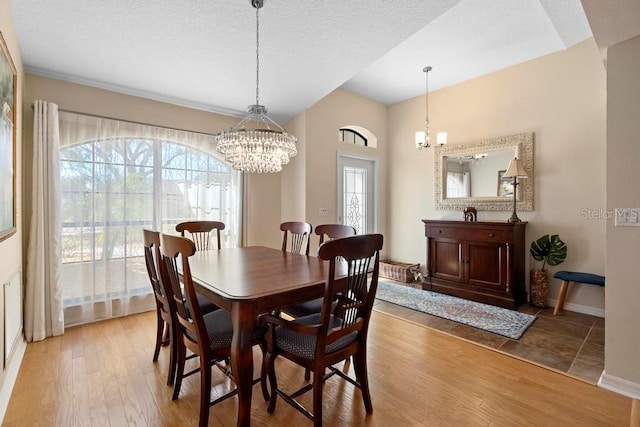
[175,221,225,251]
[280,221,312,255]
[158,233,206,354]
[315,223,356,245]
[317,233,383,345]
[143,229,167,309]
[144,229,179,383]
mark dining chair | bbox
[261,233,383,426]
[280,221,312,255]
[144,229,220,385]
[143,229,177,386]
[281,224,357,319]
[175,220,224,314]
[175,220,225,251]
[158,233,268,427]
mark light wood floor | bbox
[3,310,631,426]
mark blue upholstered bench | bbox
[552,270,605,315]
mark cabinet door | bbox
[430,238,464,282]
[466,241,507,291]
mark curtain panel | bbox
[58,112,242,326]
[25,100,64,341]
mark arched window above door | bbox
[339,125,377,148]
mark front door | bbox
[337,155,377,234]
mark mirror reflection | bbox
[434,132,533,212]
[445,149,514,198]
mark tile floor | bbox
[373,282,605,384]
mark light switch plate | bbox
[319,208,328,217]
[615,208,640,226]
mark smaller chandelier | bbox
[215,0,297,173]
[415,66,446,150]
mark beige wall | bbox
[291,88,389,255]
[281,111,306,223]
[22,75,283,252]
[0,0,24,409]
[388,38,607,314]
[604,34,640,389]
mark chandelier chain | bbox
[423,67,431,137]
[255,5,260,106]
[424,68,428,131]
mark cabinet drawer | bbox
[428,227,510,242]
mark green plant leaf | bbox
[530,234,551,261]
[529,234,567,270]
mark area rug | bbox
[375,280,536,339]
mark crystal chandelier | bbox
[215,0,297,173]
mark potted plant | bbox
[529,234,567,307]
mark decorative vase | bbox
[530,269,548,308]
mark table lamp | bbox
[503,157,528,223]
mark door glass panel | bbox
[344,166,367,234]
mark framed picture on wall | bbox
[497,170,513,197]
[0,32,17,242]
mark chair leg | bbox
[198,360,211,427]
[353,349,373,413]
[312,366,325,427]
[342,356,352,374]
[304,368,311,381]
[167,324,177,386]
[153,308,163,362]
[266,352,278,414]
[260,347,270,402]
[172,337,187,400]
[553,280,570,315]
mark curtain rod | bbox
[30,103,218,138]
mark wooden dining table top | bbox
[187,246,343,313]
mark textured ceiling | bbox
[8,0,592,124]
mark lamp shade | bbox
[415,131,428,148]
[503,158,528,178]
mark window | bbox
[338,125,377,148]
[339,128,368,146]
[58,112,241,325]
[446,171,470,198]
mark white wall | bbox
[281,111,306,223]
[601,34,640,396]
[388,38,607,314]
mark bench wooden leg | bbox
[553,280,570,315]
[631,398,640,427]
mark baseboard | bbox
[0,337,26,424]
[546,297,605,318]
[598,370,640,399]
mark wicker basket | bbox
[379,260,419,283]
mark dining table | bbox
[186,245,346,427]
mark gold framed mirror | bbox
[434,132,533,211]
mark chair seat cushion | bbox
[281,298,324,318]
[553,270,605,286]
[275,313,358,360]
[185,309,266,351]
[196,292,219,314]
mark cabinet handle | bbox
[438,230,442,234]
[488,233,495,237]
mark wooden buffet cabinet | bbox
[422,220,527,309]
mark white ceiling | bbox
[8,0,592,125]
